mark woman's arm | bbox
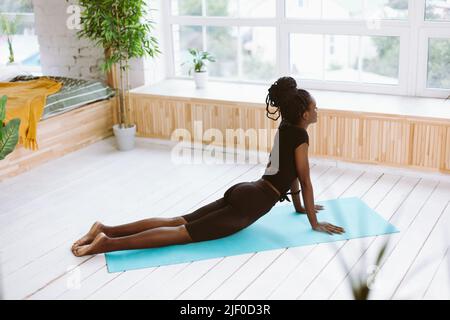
[294,144,318,226]
[294,143,345,235]
[291,178,325,214]
[290,179,304,213]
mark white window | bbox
[0,0,41,74]
[418,0,450,96]
[169,0,277,82]
[425,0,450,20]
[290,33,400,85]
[163,0,450,98]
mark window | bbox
[286,0,409,20]
[427,38,450,89]
[290,34,400,85]
[170,0,277,82]
[0,0,41,73]
[425,0,450,21]
[164,0,450,97]
[172,0,276,17]
[418,0,450,97]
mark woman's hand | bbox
[312,222,345,235]
[295,204,324,214]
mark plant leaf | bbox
[0,118,21,160]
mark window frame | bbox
[161,0,450,98]
[416,0,450,98]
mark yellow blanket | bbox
[1,77,62,150]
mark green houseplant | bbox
[0,96,21,160]
[181,48,216,89]
[74,0,160,151]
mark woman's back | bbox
[262,120,309,196]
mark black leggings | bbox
[182,179,280,242]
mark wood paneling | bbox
[0,99,115,181]
[127,94,450,174]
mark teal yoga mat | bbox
[105,197,399,273]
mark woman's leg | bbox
[72,184,266,256]
[72,217,187,250]
[73,225,193,257]
[180,197,228,224]
[72,197,228,250]
[102,216,187,237]
[102,197,228,239]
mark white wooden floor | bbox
[1,137,449,300]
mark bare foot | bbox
[71,221,104,253]
[73,232,109,257]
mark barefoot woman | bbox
[72,77,345,257]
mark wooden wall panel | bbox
[0,99,115,181]
[124,94,450,174]
[445,127,450,171]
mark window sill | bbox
[130,78,450,121]
[0,65,42,81]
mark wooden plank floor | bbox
[0,137,449,300]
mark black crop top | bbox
[262,120,309,203]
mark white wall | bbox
[32,0,167,87]
[32,0,105,80]
[142,0,167,87]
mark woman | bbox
[71,77,345,257]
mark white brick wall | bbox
[32,0,105,80]
[32,0,166,86]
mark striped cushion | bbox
[10,75,115,120]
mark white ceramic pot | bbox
[113,124,136,151]
[193,70,208,89]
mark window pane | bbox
[361,36,400,85]
[325,35,359,82]
[0,0,33,12]
[291,33,400,85]
[427,38,450,89]
[206,0,238,17]
[286,0,408,19]
[173,0,276,17]
[173,25,203,76]
[240,0,276,18]
[290,34,324,80]
[206,26,238,78]
[241,27,276,81]
[322,0,364,19]
[286,0,322,19]
[364,0,409,19]
[425,0,450,21]
[0,0,40,70]
[171,0,202,16]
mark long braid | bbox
[265,77,313,125]
[265,93,281,121]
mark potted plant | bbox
[182,48,216,89]
[75,0,160,151]
[0,96,21,160]
[0,14,21,65]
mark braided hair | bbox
[265,76,313,126]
